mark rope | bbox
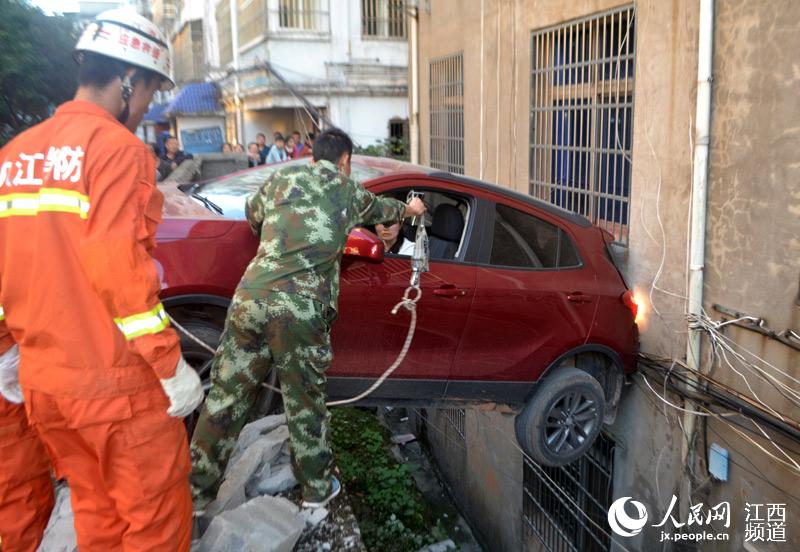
[167,285,421,406]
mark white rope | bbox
[168,287,421,406]
[327,285,420,406]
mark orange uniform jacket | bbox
[0,100,181,398]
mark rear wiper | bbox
[191,191,224,215]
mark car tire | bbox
[514,366,605,467]
[174,319,220,437]
[174,318,279,436]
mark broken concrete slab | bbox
[229,414,287,466]
[300,507,329,528]
[418,539,457,552]
[195,495,304,552]
[38,486,77,552]
[207,424,292,515]
[248,461,298,496]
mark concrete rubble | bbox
[38,414,366,552]
[195,495,305,552]
[37,485,77,552]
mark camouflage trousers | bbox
[189,289,336,505]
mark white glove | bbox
[160,356,204,418]
[0,345,23,404]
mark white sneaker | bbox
[301,476,341,509]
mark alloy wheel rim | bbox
[543,390,598,455]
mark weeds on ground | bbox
[331,407,450,551]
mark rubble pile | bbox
[38,414,366,552]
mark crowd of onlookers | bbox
[222,130,315,168]
[153,130,315,181]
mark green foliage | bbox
[331,408,445,551]
[0,0,79,145]
[354,137,410,161]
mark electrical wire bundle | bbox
[637,350,800,476]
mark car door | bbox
[448,200,599,399]
[330,180,477,400]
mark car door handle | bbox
[434,285,467,298]
[566,292,593,303]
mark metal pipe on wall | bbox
[682,0,715,501]
[408,1,420,165]
[229,0,243,145]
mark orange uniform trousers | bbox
[23,386,192,552]
[0,397,54,552]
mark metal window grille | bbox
[442,408,465,440]
[362,0,406,39]
[216,0,233,67]
[276,0,329,32]
[238,0,268,46]
[388,118,408,157]
[529,6,636,245]
[429,52,464,174]
[522,432,615,552]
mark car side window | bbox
[490,204,581,269]
[378,188,469,261]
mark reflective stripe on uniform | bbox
[0,305,4,321]
[114,303,170,340]
[0,189,90,220]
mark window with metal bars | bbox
[388,118,408,157]
[522,432,615,552]
[442,408,465,440]
[362,0,406,39]
[529,6,636,245]
[429,52,464,174]
[277,0,329,32]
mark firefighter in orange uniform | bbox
[0,8,203,551]
[0,338,54,552]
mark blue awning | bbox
[143,102,169,124]
[165,82,223,117]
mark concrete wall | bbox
[701,1,800,549]
[329,95,408,146]
[413,0,800,550]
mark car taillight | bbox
[621,290,639,322]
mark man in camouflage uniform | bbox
[190,128,426,508]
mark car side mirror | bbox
[344,227,384,263]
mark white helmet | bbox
[75,8,174,90]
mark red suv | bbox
[155,156,638,466]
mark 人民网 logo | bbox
[608,496,649,537]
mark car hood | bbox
[158,182,235,239]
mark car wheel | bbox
[515,366,605,467]
[174,318,281,436]
[175,319,221,437]
[249,365,281,421]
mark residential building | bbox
[408,1,800,551]
[212,0,409,147]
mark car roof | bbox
[350,155,436,176]
[175,155,591,228]
[427,172,592,228]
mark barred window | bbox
[388,118,408,158]
[529,6,636,245]
[442,408,465,440]
[523,433,615,552]
[277,0,329,32]
[429,52,464,174]
[362,0,406,39]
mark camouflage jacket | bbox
[241,159,406,311]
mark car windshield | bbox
[189,158,384,219]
